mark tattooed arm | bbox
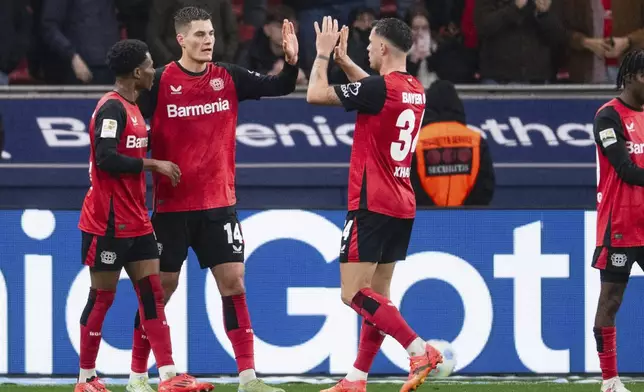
[306,53,342,106]
[306,16,344,106]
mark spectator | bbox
[559,0,614,83]
[406,5,477,87]
[147,0,238,65]
[608,0,644,63]
[237,5,308,85]
[115,0,151,42]
[410,80,495,207]
[475,0,566,84]
[243,0,267,28]
[406,7,439,88]
[282,0,380,73]
[329,6,377,84]
[41,0,120,84]
[0,0,31,85]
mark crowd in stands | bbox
[1,0,643,89]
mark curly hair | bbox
[105,39,149,77]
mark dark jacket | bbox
[612,0,644,57]
[147,0,238,65]
[41,0,119,66]
[0,0,31,74]
[410,80,496,206]
[474,0,566,83]
[236,28,281,75]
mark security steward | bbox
[410,80,495,206]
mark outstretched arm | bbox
[334,26,370,83]
[221,19,299,101]
[307,16,343,106]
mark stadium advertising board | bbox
[0,97,598,186]
[0,208,641,376]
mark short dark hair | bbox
[174,6,211,32]
[264,5,296,26]
[617,49,644,89]
[106,39,149,77]
[373,18,413,52]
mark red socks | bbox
[594,326,618,380]
[223,294,255,373]
[80,288,115,371]
[135,275,174,368]
[354,319,385,372]
[131,312,151,373]
[350,288,418,349]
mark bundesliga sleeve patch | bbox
[599,128,617,148]
[100,119,118,138]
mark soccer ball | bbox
[426,339,457,378]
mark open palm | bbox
[282,19,299,65]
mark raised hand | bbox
[333,25,350,66]
[282,19,299,65]
[314,16,340,57]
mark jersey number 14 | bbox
[390,109,424,162]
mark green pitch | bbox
[0,384,642,392]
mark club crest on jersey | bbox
[611,253,627,267]
[210,78,224,91]
[100,251,117,265]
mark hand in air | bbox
[314,16,340,57]
[282,19,299,65]
[333,25,350,67]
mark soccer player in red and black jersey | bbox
[76,39,213,392]
[132,6,298,392]
[591,49,644,392]
[307,17,442,392]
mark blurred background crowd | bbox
[1,0,643,89]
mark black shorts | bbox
[339,209,414,263]
[592,246,644,282]
[152,206,244,273]
[81,231,159,272]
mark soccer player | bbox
[76,39,213,392]
[591,49,644,392]
[306,17,442,392]
[131,6,299,392]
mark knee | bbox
[600,294,623,318]
[160,274,179,303]
[218,273,245,296]
[341,286,363,306]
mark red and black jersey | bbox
[138,61,297,213]
[334,72,426,219]
[594,98,644,247]
[79,91,152,238]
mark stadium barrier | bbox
[0,85,609,209]
[0,208,639,376]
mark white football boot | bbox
[126,374,155,392]
[601,377,631,392]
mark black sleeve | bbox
[218,61,298,101]
[594,106,644,186]
[333,75,387,115]
[94,99,144,174]
[137,66,165,119]
[464,138,496,206]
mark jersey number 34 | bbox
[390,109,424,162]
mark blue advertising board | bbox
[0,96,600,185]
[0,208,642,376]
